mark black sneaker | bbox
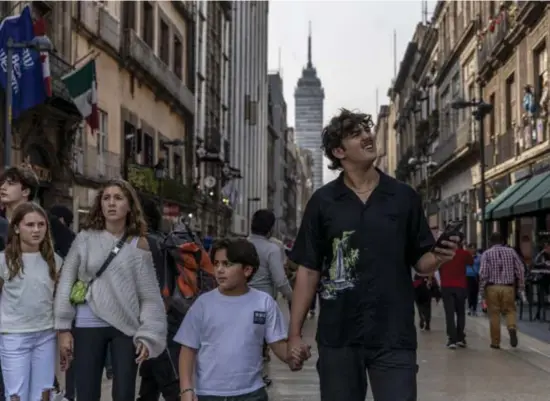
[425,323,431,331]
[446,341,457,349]
[419,321,425,331]
[456,340,467,348]
[490,344,500,349]
[509,328,518,348]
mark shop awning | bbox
[492,172,550,220]
[540,184,550,210]
[512,171,550,215]
[484,179,528,220]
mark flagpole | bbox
[4,38,13,170]
[73,50,99,70]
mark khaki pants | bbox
[486,285,516,346]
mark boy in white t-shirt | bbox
[175,238,309,401]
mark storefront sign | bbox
[532,155,550,175]
[513,166,531,182]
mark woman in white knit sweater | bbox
[54,179,167,401]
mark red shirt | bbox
[439,249,473,288]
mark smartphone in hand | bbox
[432,221,464,251]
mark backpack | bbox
[161,223,217,317]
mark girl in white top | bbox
[0,202,62,401]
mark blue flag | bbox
[0,6,45,119]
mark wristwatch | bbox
[180,388,195,396]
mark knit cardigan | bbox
[54,230,167,358]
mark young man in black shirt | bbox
[287,109,458,401]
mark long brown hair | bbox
[82,179,147,237]
[5,202,57,281]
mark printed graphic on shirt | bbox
[253,311,266,324]
[320,231,359,300]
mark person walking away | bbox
[54,179,167,401]
[248,209,293,385]
[466,243,481,316]
[175,238,309,401]
[479,232,526,349]
[136,196,182,401]
[413,274,440,331]
[439,236,472,349]
[286,109,458,401]
[0,202,63,401]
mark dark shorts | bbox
[317,346,417,401]
[197,387,268,401]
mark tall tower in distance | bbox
[294,22,325,191]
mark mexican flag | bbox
[62,59,99,132]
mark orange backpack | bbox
[161,228,217,316]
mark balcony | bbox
[76,2,121,53]
[432,134,457,166]
[50,53,73,104]
[478,11,510,77]
[125,163,195,206]
[73,147,122,182]
[495,129,515,165]
[456,117,476,150]
[122,29,195,116]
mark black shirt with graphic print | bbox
[289,170,435,350]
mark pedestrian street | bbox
[98,302,550,401]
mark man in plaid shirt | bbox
[479,232,526,349]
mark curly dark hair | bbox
[82,178,147,237]
[321,108,374,170]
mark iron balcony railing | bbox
[50,53,73,103]
[495,128,515,165]
[478,11,509,70]
[73,147,122,181]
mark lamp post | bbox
[154,158,166,230]
[451,98,493,249]
[4,36,53,170]
[247,196,261,237]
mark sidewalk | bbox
[97,302,550,401]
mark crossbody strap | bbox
[91,234,129,283]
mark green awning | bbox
[540,184,550,210]
[512,171,550,215]
[484,179,528,220]
[492,173,550,219]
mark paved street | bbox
[97,302,550,401]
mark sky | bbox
[267,0,436,183]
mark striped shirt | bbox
[479,245,525,294]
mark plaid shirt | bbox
[479,245,525,295]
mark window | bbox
[98,110,108,155]
[173,35,183,79]
[142,2,154,48]
[488,93,496,142]
[122,1,135,30]
[173,153,182,181]
[505,73,515,130]
[143,133,154,166]
[159,19,169,65]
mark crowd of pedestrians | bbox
[0,108,464,401]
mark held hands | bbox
[135,341,150,364]
[433,235,460,265]
[58,331,73,371]
[286,336,312,371]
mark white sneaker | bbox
[51,391,65,401]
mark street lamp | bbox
[451,97,493,249]
[246,196,261,236]
[4,36,53,170]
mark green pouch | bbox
[70,280,88,305]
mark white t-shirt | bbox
[0,252,63,333]
[174,288,287,397]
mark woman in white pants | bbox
[0,202,62,401]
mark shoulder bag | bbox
[69,234,129,305]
